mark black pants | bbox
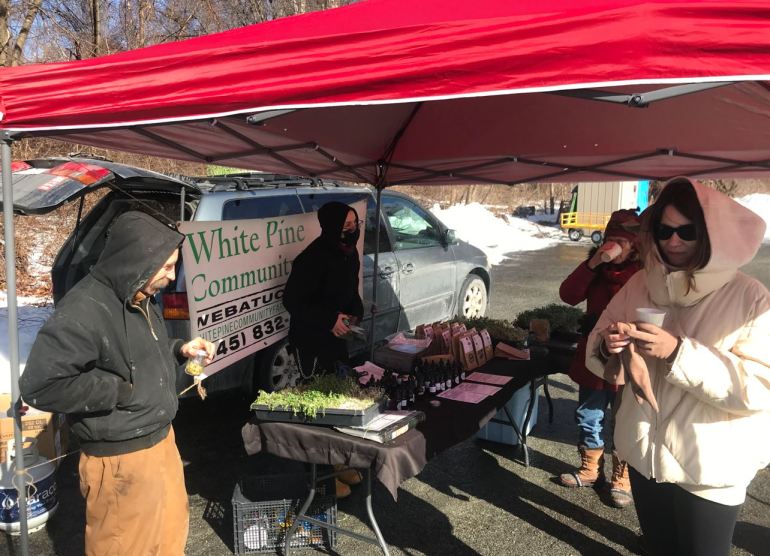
[292,337,348,378]
[629,466,741,556]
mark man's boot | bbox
[609,451,633,508]
[559,445,605,487]
[334,464,362,485]
[335,478,351,499]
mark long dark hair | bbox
[640,178,711,290]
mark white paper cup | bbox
[600,242,622,263]
[635,307,666,326]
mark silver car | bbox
[10,158,491,395]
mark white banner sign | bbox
[179,201,365,378]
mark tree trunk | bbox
[9,0,42,66]
[0,0,9,67]
[91,0,100,57]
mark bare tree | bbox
[90,0,99,56]
[0,0,43,66]
[40,1,98,59]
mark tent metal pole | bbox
[551,81,735,107]
[366,104,422,360]
[368,171,385,361]
[2,135,30,555]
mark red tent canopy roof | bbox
[2,0,770,184]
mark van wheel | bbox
[591,231,603,244]
[252,339,300,393]
[568,229,582,241]
[458,275,487,318]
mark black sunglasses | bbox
[655,223,697,241]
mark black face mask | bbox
[341,228,360,246]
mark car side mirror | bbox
[443,229,457,245]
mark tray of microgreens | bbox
[251,375,385,426]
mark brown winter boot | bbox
[334,464,362,485]
[559,445,605,487]
[609,452,633,508]
[335,478,351,499]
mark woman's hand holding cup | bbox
[627,308,678,359]
[599,241,623,263]
[588,241,623,269]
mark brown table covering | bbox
[242,352,570,500]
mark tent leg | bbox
[368,184,384,361]
[2,136,30,555]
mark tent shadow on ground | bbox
[733,521,770,555]
[337,481,478,555]
[175,392,339,555]
[175,387,468,556]
[413,441,642,556]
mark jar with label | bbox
[185,350,207,377]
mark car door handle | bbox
[401,262,415,274]
[378,266,395,278]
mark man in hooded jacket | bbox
[282,201,364,377]
[21,211,214,556]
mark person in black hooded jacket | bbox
[20,211,214,556]
[283,201,364,377]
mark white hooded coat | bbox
[586,179,770,505]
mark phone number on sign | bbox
[215,315,287,359]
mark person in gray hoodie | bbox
[21,211,214,556]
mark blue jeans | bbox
[575,386,616,449]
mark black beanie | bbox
[318,201,357,238]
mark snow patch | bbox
[430,202,561,265]
[0,295,53,392]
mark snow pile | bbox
[430,202,561,265]
[0,295,53,392]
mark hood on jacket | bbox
[646,178,766,307]
[91,211,184,303]
[318,201,358,241]
[692,180,766,273]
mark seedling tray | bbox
[251,400,382,427]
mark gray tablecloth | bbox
[242,354,567,499]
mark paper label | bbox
[480,329,492,348]
[441,329,452,354]
[460,336,478,370]
[480,329,494,360]
[472,333,487,365]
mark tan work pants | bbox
[79,427,189,556]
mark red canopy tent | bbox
[3,1,770,548]
[2,0,770,184]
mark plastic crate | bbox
[232,474,337,554]
[476,384,538,445]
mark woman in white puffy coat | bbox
[586,177,770,555]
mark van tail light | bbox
[11,161,32,172]
[49,161,111,186]
[163,292,190,320]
